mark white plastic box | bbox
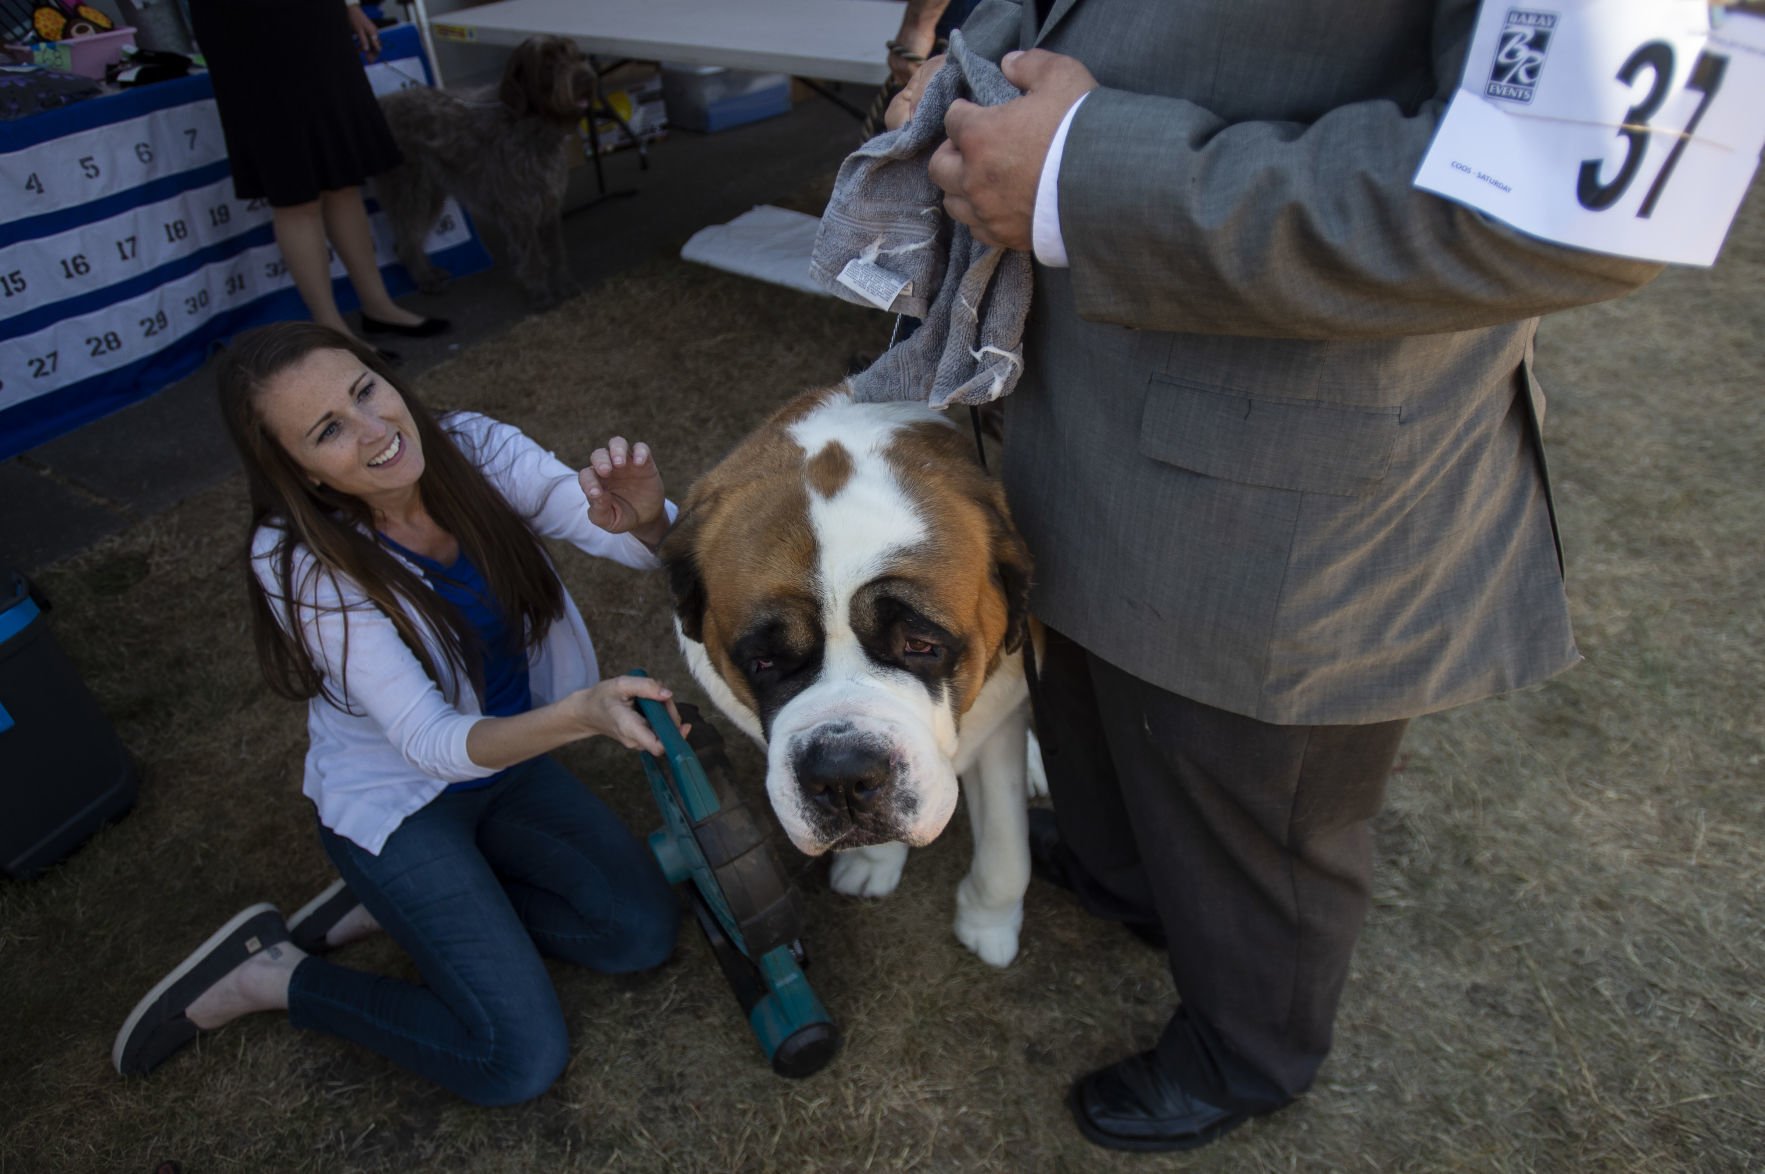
[660,62,791,133]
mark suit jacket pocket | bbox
[1139,375,1401,498]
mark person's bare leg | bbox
[270,201,351,334]
[184,941,305,1029]
[320,187,426,326]
[325,903,382,950]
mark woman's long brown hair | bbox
[217,323,564,709]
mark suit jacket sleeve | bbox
[1047,0,1663,339]
[956,0,1023,60]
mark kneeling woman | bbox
[115,323,685,1104]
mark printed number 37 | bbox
[1578,41,1728,218]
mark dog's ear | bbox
[498,40,537,116]
[659,505,709,645]
[985,488,1034,655]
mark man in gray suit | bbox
[891,0,1663,1153]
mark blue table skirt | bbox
[0,23,491,459]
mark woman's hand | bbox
[579,437,669,548]
[885,54,945,131]
[346,5,381,60]
[572,675,690,756]
[887,30,937,88]
[467,673,689,769]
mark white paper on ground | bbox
[679,205,828,296]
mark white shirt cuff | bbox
[1032,92,1088,269]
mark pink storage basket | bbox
[21,26,137,78]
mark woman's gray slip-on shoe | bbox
[286,878,360,956]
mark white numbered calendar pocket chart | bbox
[0,31,484,458]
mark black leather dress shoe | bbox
[360,313,451,338]
[1070,1051,1261,1152]
[1028,808,1168,950]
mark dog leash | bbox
[377,58,503,106]
[968,405,988,472]
[876,196,1053,762]
[961,401,1056,760]
[377,61,533,115]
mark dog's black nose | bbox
[794,739,892,820]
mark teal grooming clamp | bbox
[630,670,840,1078]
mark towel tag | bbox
[836,256,913,311]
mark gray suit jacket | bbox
[959,0,1661,725]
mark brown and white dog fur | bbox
[662,387,1040,966]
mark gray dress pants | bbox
[1034,624,1408,1111]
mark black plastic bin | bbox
[0,568,139,879]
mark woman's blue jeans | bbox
[286,755,679,1105]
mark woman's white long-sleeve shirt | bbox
[251,411,674,854]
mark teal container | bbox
[633,670,839,1077]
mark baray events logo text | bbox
[1487,9,1557,103]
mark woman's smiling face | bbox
[257,347,426,504]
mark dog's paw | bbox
[411,265,452,295]
[954,877,1023,968]
[829,841,908,899]
[1025,727,1049,800]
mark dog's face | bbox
[498,35,597,124]
[664,389,1031,857]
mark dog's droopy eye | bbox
[748,657,774,675]
[903,638,938,658]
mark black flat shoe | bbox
[1069,1051,1265,1152]
[360,314,451,338]
[1028,808,1168,950]
[113,903,290,1077]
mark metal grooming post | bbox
[401,0,446,88]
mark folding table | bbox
[412,0,905,88]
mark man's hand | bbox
[347,5,381,60]
[579,437,669,548]
[927,50,1097,251]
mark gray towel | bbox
[809,31,1033,408]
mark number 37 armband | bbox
[1415,1,1765,267]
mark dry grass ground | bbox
[2,180,1761,1172]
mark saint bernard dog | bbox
[661,386,1039,966]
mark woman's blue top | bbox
[381,533,533,790]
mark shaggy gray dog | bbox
[376,36,595,306]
